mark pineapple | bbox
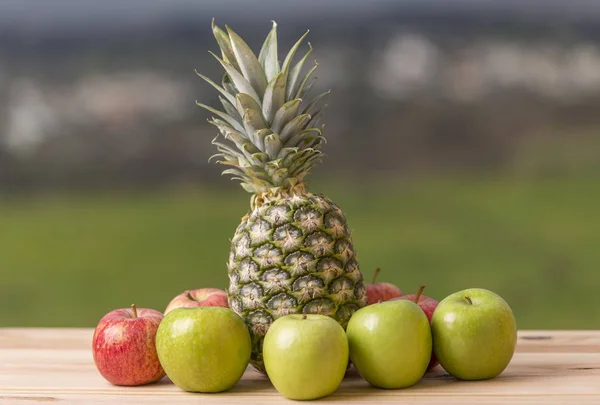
[197,21,367,371]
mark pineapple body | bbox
[197,21,369,372]
[228,192,367,371]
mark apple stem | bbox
[414,285,425,303]
[302,314,307,320]
[131,304,138,318]
[186,291,193,301]
[465,296,473,305]
[372,268,381,284]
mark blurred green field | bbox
[1,174,598,329]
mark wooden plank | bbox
[517,330,600,353]
[3,329,598,352]
[0,329,599,404]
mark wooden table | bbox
[0,329,599,404]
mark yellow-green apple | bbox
[263,314,348,400]
[92,304,165,386]
[164,288,228,315]
[156,306,251,392]
[431,288,517,380]
[366,268,402,305]
[346,300,431,389]
[391,285,439,370]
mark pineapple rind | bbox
[228,192,367,371]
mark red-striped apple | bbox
[164,288,228,314]
[366,268,402,305]
[92,304,165,386]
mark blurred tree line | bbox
[0,3,599,192]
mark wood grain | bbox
[0,329,599,404]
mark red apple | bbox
[391,285,439,371]
[164,288,228,315]
[92,304,165,386]
[366,268,402,305]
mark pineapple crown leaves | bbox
[196,20,329,195]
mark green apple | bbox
[263,314,348,400]
[346,300,431,389]
[155,306,251,392]
[431,288,517,380]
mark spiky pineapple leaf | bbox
[307,106,327,127]
[226,25,268,96]
[210,121,255,151]
[195,70,236,106]
[210,51,262,104]
[277,147,299,160]
[254,128,272,152]
[271,167,291,185]
[283,150,311,172]
[294,62,319,99]
[262,72,286,123]
[208,117,238,134]
[281,149,303,167]
[302,91,330,115]
[243,109,268,149]
[279,114,311,144]
[211,136,246,162]
[285,128,322,148]
[212,20,240,71]
[222,74,237,97]
[300,134,326,150]
[264,133,283,159]
[258,21,279,82]
[219,95,242,122]
[196,101,245,133]
[198,23,330,194]
[251,151,270,164]
[281,31,309,85]
[289,149,321,174]
[286,43,313,100]
[236,93,263,121]
[272,99,302,134]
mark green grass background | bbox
[1,174,598,329]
